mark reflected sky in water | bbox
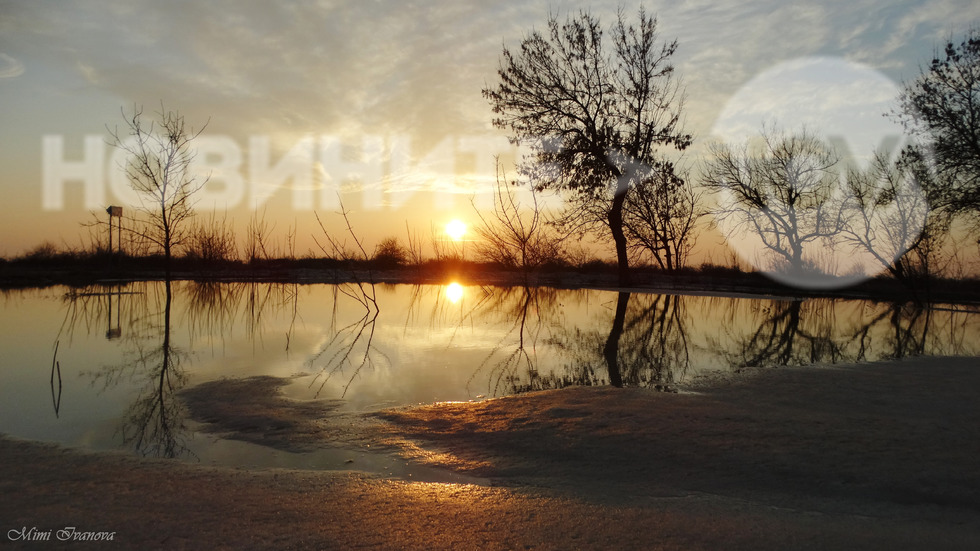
[1,282,978,463]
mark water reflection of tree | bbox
[602,292,630,388]
[404,282,482,334]
[617,293,693,387]
[58,279,311,458]
[509,291,694,392]
[182,280,241,340]
[182,280,300,352]
[467,286,566,396]
[848,302,934,360]
[716,300,844,369]
[59,281,189,458]
[115,281,190,457]
[708,298,979,370]
[306,281,386,399]
[57,283,149,345]
[414,283,698,396]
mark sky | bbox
[1,0,978,260]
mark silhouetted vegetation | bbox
[185,211,238,264]
[897,28,980,221]
[107,104,209,281]
[372,237,408,269]
[624,166,705,271]
[703,126,845,280]
[4,237,980,304]
[471,164,566,283]
[6,25,980,304]
[484,8,691,285]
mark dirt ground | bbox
[3,356,980,550]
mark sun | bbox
[445,219,467,241]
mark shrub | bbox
[373,237,407,268]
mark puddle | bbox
[2,281,979,476]
[184,432,490,485]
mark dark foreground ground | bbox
[2,356,979,550]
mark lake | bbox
[1,280,978,472]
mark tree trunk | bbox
[602,291,630,387]
[160,277,172,418]
[609,190,631,286]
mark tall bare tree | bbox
[109,105,208,279]
[484,8,691,285]
[702,127,844,281]
[896,28,980,220]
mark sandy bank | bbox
[378,357,980,513]
[3,356,980,549]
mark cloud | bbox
[1,0,544,151]
[0,53,24,78]
[5,0,980,162]
[710,57,906,158]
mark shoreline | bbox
[3,355,980,549]
[2,263,979,306]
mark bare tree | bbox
[840,148,938,286]
[108,104,208,279]
[484,8,691,285]
[310,204,384,398]
[702,126,844,281]
[623,166,705,270]
[472,163,565,283]
[404,223,426,274]
[313,202,379,302]
[896,28,980,220]
[243,208,274,264]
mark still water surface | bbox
[1,280,978,471]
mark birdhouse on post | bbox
[106,206,123,255]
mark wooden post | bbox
[106,207,113,254]
[106,206,123,255]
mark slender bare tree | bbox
[623,166,705,270]
[472,163,564,283]
[109,104,208,279]
[840,149,936,285]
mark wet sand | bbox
[3,356,980,549]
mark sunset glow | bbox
[0,3,974,264]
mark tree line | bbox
[484,9,980,289]
[13,9,978,293]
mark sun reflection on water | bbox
[445,282,464,303]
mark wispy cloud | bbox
[6,0,979,142]
[3,1,980,173]
[0,53,24,78]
